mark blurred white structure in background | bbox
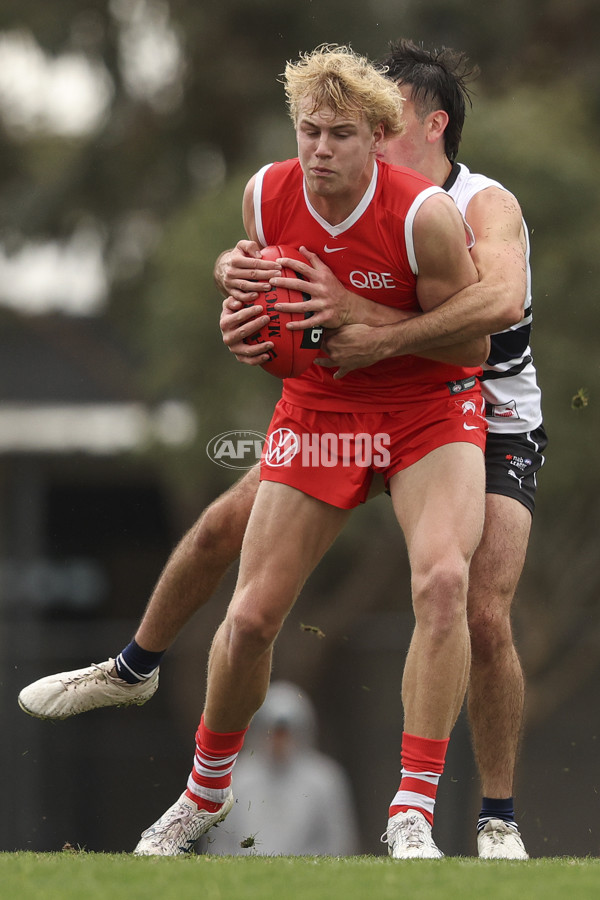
[0,3,183,317]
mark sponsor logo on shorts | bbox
[505,453,532,472]
[507,469,525,489]
[206,430,266,469]
[265,428,301,466]
[264,429,391,468]
[490,399,519,418]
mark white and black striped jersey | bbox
[444,163,543,435]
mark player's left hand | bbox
[270,246,355,330]
[316,324,388,379]
[220,297,273,365]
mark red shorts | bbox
[260,395,487,509]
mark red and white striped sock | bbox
[389,731,450,826]
[185,715,248,812]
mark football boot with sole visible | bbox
[18,659,159,719]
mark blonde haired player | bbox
[283,44,405,134]
[130,44,488,858]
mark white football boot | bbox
[382,810,444,859]
[477,818,529,859]
[18,659,159,719]
[134,791,235,856]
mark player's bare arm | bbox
[273,253,487,368]
[215,175,280,365]
[214,176,282,301]
[389,187,526,354]
[411,191,478,307]
[322,190,522,375]
[318,193,488,377]
[388,191,488,367]
[333,188,526,362]
[320,322,490,377]
[459,187,527,331]
[272,246,489,369]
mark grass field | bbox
[2,853,600,900]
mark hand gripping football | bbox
[244,245,324,378]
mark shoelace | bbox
[63,664,110,687]
[485,824,518,845]
[141,803,196,839]
[381,814,431,849]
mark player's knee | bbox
[227,597,283,654]
[468,606,514,665]
[189,496,247,567]
[413,558,468,607]
[412,559,468,635]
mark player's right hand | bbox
[220,297,273,365]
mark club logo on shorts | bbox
[457,397,485,432]
[264,428,301,466]
[447,376,478,394]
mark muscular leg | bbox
[467,493,531,798]
[134,466,260,651]
[389,443,486,739]
[133,482,350,856]
[382,442,485,857]
[203,481,350,733]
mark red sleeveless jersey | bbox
[253,157,481,411]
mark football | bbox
[243,245,324,378]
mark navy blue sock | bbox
[477,797,517,832]
[115,639,165,684]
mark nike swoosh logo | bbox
[463,423,480,431]
[323,245,347,253]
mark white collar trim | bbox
[303,161,379,237]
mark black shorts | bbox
[484,425,548,515]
